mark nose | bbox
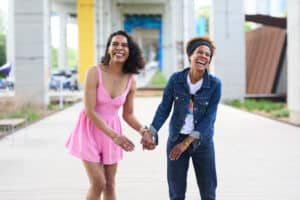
[116,44,123,49]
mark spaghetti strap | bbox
[125,75,133,93]
[96,65,103,85]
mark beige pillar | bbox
[287,0,300,125]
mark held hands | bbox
[113,135,135,152]
[140,127,156,150]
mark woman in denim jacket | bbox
[143,36,222,200]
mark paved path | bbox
[0,97,300,200]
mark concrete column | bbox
[58,11,67,68]
[111,0,122,31]
[162,1,173,78]
[183,0,196,67]
[103,0,112,39]
[173,1,184,71]
[211,0,246,100]
[287,0,300,125]
[95,0,111,63]
[163,0,185,78]
[12,0,50,106]
[95,0,101,63]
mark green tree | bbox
[0,10,6,66]
[67,48,77,68]
[52,47,58,68]
[0,10,5,34]
[0,33,6,66]
[244,22,253,32]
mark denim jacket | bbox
[150,68,222,146]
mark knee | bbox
[105,180,115,192]
[90,179,106,193]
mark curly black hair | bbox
[101,30,145,74]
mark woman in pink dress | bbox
[66,30,154,200]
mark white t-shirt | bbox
[180,75,203,134]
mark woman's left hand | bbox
[169,142,189,160]
[113,135,135,152]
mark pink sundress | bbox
[65,66,133,164]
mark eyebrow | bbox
[111,41,128,45]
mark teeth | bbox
[197,61,205,65]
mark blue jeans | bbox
[167,134,217,200]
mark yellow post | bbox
[77,0,95,84]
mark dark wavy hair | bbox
[101,30,145,74]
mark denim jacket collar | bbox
[178,67,211,89]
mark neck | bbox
[105,62,124,74]
[189,69,204,84]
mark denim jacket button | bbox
[205,101,209,105]
[175,96,179,100]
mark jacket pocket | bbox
[173,92,188,119]
[195,96,209,114]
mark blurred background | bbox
[0,0,299,126]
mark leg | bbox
[83,160,106,200]
[103,164,118,200]
[167,137,190,200]
[192,142,217,200]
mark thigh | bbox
[192,143,217,199]
[167,137,190,199]
[104,164,118,184]
[82,160,106,185]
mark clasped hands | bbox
[139,127,156,150]
[112,127,156,151]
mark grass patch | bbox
[4,107,40,122]
[0,101,74,125]
[224,99,289,119]
[150,71,167,87]
[0,104,47,123]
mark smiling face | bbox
[108,35,129,64]
[189,45,211,73]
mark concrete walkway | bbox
[0,97,300,200]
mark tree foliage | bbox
[0,10,6,66]
[67,48,77,68]
[0,33,6,66]
[51,47,77,69]
[52,47,58,68]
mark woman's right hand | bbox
[113,135,135,152]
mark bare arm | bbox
[123,78,155,150]
[122,78,144,135]
[84,66,134,151]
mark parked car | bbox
[0,63,14,90]
[49,68,79,91]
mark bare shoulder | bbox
[87,66,98,76]
[85,66,99,86]
[130,76,137,91]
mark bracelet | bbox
[139,125,148,134]
[112,135,120,142]
[182,140,189,147]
